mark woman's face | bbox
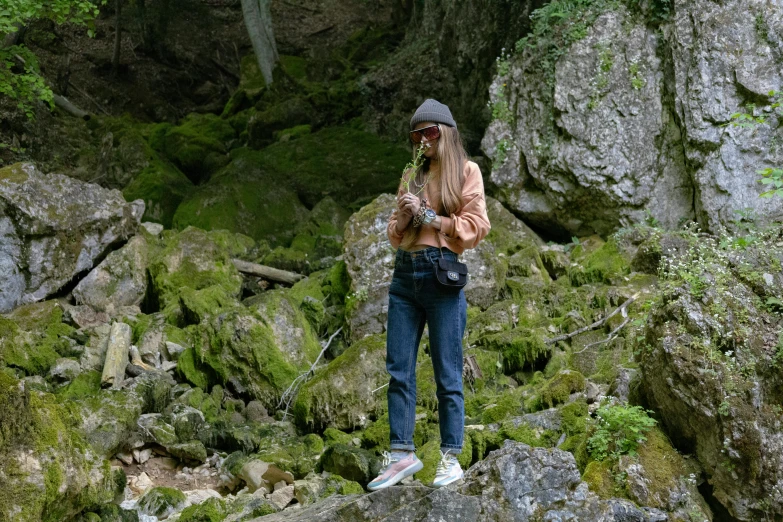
[412,121,440,159]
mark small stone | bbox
[116,452,134,466]
[134,448,152,464]
[165,341,187,360]
[352,438,361,447]
[161,360,178,372]
[49,358,82,381]
[141,222,164,236]
[269,484,295,510]
[184,488,222,505]
[274,480,287,492]
[130,472,153,494]
[245,401,269,422]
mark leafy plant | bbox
[587,404,657,461]
[758,168,783,198]
[399,145,428,195]
[0,0,106,120]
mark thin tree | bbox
[240,0,278,85]
[112,0,122,74]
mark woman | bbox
[368,99,491,490]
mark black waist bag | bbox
[433,257,468,290]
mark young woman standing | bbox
[368,99,491,490]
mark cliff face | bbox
[362,0,547,152]
[483,0,783,237]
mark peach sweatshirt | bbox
[387,160,491,254]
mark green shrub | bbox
[587,404,656,461]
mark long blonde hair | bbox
[399,125,467,250]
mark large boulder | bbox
[0,163,143,313]
[343,194,542,341]
[249,441,662,521]
[72,235,148,315]
[293,334,387,432]
[0,373,125,521]
[640,227,783,519]
[482,0,783,236]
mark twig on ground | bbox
[545,292,640,345]
[371,383,389,394]
[278,326,343,418]
[573,316,632,354]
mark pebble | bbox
[116,452,134,466]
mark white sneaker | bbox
[431,450,463,488]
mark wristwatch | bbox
[422,208,437,225]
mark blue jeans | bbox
[386,246,467,454]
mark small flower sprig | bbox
[400,144,429,196]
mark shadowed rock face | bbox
[640,230,783,520]
[0,163,143,313]
[482,0,783,237]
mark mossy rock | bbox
[178,497,227,522]
[122,159,194,228]
[149,113,235,184]
[293,333,387,431]
[245,290,322,371]
[477,328,551,374]
[254,126,408,209]
[567,236,630,286]
[247,97,313,148]
[0,301,75,376]
[193,308,305,409]
[172,148,310,246]
[294,471,364,506]
[0,375,122,521]
[528,370,586,411]
[413,439,441,485]
[317,444,381,487]
[147,227,244,324]
[582,459,615,498]
[324,427,354,447]
[137,486,187,518]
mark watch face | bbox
[424,209,436,223]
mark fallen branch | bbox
[52,94,90,120]
[232,258,305,285]
[278,326,343,418]
[68,82,111,115]
[573,316,632,354]
[545,292,640,345]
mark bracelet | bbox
[412,206,426,228]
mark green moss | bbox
[274,124,312,142]
[177,348,213,390]
[361,414,390,451]
[0,302,75,376]
[56,371,102,400]
[480,389,523,424]
[172,149,309,246]
[197,309,300,408]
[0,162,30,183]
[137,487,187,517]
[147,227,243,324]
[178,497,227,522]
[582,459,615,498]
[568,237,630,286]
[478,328,551,373]
[293,334,386,431]
[150,113,235,184]
[324,427,354,446]
[122,159,194,227]
[529,370,586,411]
[254,126,408,209]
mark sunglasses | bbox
[409,124,441,143]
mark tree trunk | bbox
[240,0,279,85]
[112,0,122,74]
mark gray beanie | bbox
[410,99,457,130]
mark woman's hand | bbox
[397,193,421,217]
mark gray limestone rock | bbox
[72,235,148,315]
[482,0,783,236]
[0,163,143,313]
